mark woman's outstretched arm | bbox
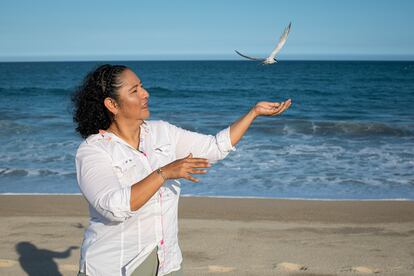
[229,99,292,146]
[167,98,291,163]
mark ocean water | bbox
[0,60,413,200]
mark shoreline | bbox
[1,192,412,202]
[1,194,414,223]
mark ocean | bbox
[0,60,413,200]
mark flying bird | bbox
[235,22,291,65]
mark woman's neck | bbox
[107,119,144,149]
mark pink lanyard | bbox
[138,134,167,268]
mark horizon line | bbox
[1,54,414,63]
[1,58,414,63]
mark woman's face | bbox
[115,69,150,121]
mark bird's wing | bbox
[234,50,265,61]
[268,22,291,59]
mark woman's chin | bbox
[143,109,150,118]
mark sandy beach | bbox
[0,195,413,276]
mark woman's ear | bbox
[103,97,118,116]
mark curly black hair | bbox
[71,64,129,139]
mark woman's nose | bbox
[143,88,149,98]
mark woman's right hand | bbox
[161,153,211,182]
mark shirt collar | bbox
[141,119,149,134]
[97,120,149,150]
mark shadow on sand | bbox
[16,241,78,276]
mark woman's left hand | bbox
[252,98,292,117]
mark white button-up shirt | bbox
[75,120,236,276]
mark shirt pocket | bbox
[152,143,173,166]
[112,157,140,186]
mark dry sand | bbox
[0,195,413,275]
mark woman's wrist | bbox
[156,167,168,181]
[249,107,259,120]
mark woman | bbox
[72,64,291,276]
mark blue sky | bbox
[0,0,413,61]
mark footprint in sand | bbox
[208,265,236,273]
[340,266,381,274]
[0,259,18,268]
[274,262,308,272]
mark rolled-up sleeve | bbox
[75,143,138,223]
[166,121,236,163]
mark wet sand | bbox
[0,195,413,275]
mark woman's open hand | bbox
[252,98,292,117]
[161,153,211,183]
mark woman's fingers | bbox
[264,102,281,110]
[190,168,208,174]
[186,158,210,164]
[166,154,211,182]
[184,157,209,163]
[272,101,286,113]
[272,105,286,116]
[182,157,211,182]
[185,159,211,168]
[254,99,291,116]
[262,102,279,108]
[192,162,211,168]
[282,99,292,111]
[186,173,200,183]
[272,105,289,116]
[186,157,208,161]
[271,102,281,109]
[272,99,291,116]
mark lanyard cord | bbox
[139,135,167,270]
